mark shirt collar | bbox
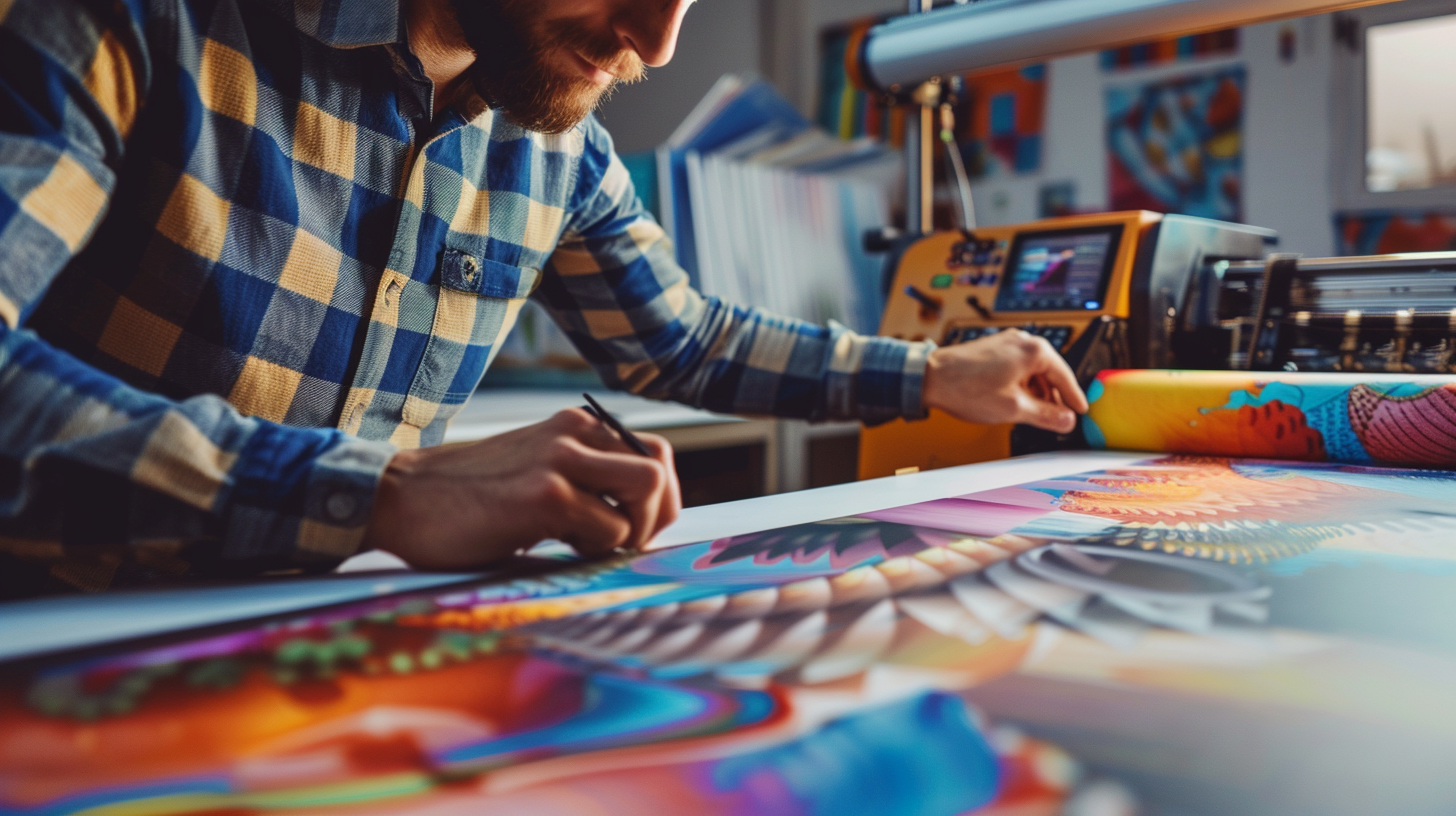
[261,0,497,126]
[263,0,404,48]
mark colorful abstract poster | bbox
[5,453,1456,815]
[817,18,903,146]
[1106,67,1245,221]
[1085,369,1456,467]
[957,65,1047,178]
[815,31,1043,167]
[1100,28,1240,71]
[1335,210,1456,255]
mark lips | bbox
[567,49,615,86]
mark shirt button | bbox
[325,492,358,522]
[462,256,479,282]
[347,402,364,428]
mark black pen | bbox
[581,393,651,457]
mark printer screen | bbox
[996,225,1123,312]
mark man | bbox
[0,0,1086,597]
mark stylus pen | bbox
[581,393,652,457]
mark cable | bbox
[939,102,976,231]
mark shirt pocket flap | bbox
[441,249,540,299]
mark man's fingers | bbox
[557,481,634,556]
[552,440,669,552]
[553,439,664,497]
[638,433,682,543]
[1034,344,1089,413]
[1016,392,1078,434]
[538,409,680,552]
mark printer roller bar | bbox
[857,0,1396,90]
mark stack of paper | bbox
[660,75,901,333]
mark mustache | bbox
[591,51,646,84]
[551,21,646,84]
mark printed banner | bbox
[958,64,1048,178]
[1085,369,1456,467]
[1100,28,1240,71]
[1107,67,1245,221]
[1335,210,1456,255]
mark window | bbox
[1365,13,1456,193]
[1331,0,1456,211]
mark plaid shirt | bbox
[0,0,932,595]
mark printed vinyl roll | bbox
[1083,370,1456,468]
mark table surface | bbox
[0,451,1147,663]
[443,388,744,444]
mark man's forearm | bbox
[632,303,934,425]
[539,254,934,425]
[0,324,394,593]
[819,324,935,426]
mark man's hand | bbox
[362,409,681,569]
[922,329,1090,433]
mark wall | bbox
[594,1,760,153]
[1243,17,1337,256]
[966,16,1338,256]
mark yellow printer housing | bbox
[859,210,1274,479]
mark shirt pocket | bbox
[402,249,541,431]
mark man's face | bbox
[449,0,693,134]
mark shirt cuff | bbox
[827,323,936,426]
[297,436,397,560]
[222,423,396,567]
[897,338,935,421]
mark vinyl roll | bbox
[1083,370,1456,468]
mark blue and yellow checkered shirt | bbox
[0,0,932,594]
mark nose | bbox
[613,0,693,67]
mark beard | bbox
[447,0,646,134]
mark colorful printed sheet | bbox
[4,454,1456,815]
[1086,369,1456,468]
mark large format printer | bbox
[861,213,1456,475]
